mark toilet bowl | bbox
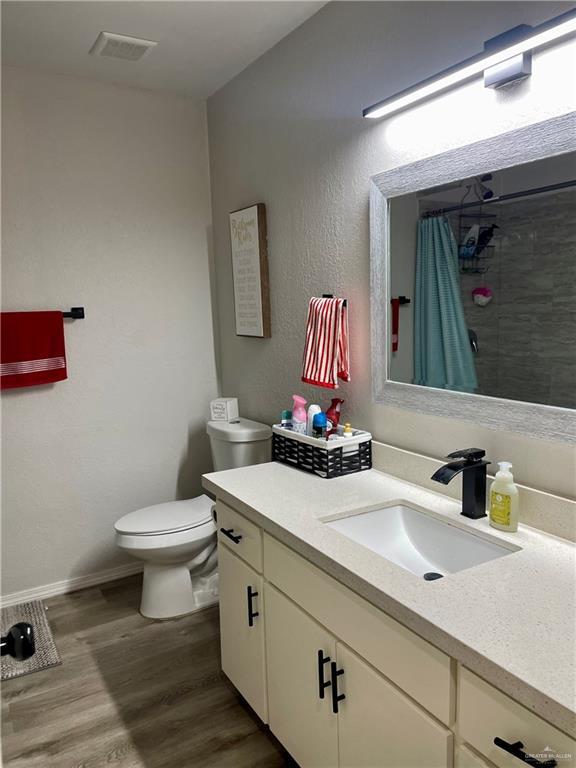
[115,495,218,619]
[114,414,272,619]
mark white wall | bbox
[208,1,576,499]
[1,67,218,596]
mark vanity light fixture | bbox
[363,9,576,119]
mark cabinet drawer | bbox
[217,501,262,572]
[459,667,576,768]
[264,533,453,725]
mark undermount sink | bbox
[325,502,518,579]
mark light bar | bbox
[363,10,576,119]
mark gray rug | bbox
[1,600,62,680]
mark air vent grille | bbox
[89,32,157,61]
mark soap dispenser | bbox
[489,462,519,532]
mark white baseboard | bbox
[0,562,143,609]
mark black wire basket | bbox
[272,426,372,479]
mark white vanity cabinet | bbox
[218,543,267,722]
[216,501,576,768]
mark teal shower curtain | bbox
[414,216,477,392]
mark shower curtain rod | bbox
[422,178,576,217]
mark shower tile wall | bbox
[458,189,576,409]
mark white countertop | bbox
[203,462,576,737]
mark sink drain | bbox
[423,572,444,581]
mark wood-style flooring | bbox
[1,574,292,768]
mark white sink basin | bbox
[325,503,517,579]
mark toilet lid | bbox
[115,495,214,536]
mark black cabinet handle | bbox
[494,738,557,767]
[317,650,331,699]
[247,586,259,627]
[330,661,346,714]
[220,527,242,544]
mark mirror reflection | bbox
[389,152,576,409]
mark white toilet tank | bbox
[207,417,272,471]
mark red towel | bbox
[1,312,67,389]
[302,297,350,389]
[391,298,400,352]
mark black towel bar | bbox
[322,294,347,307]
[62,307,85,319]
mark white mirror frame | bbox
[370,112,576,444]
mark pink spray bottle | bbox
[292,395,308,434]
[326,398,344,436]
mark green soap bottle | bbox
[489,462,519,532]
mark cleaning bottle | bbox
[292,395,307,434]
[312,412,327,439]
[489,462,519,532]
[326,398,344,436]
[306,404,322,436]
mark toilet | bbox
[115,417,272,619]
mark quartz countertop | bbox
[203,462,576,738]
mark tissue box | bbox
[210,397,239,422]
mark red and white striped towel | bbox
[301,297,350,389]
[1,311,67,389]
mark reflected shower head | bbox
[477,174,494,200]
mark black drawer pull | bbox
[317,650,331,699]
[247,586,259,627]
[494,738,557,767]
[220,527,242,544]
[330,661,346,714]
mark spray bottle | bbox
[326,398,344,436]
[292,395,307,434]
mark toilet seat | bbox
[114,494,214,536]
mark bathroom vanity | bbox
[203,460,576,768]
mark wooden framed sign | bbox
[229,203,271,337]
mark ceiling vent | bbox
[89,32,158,61]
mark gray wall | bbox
[207,1,576,498]
[460,189,576,408]
[2,68,218,596]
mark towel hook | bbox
[62,307,85,319]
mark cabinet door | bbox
[337,643,452,768]
[218,543,267,721]
[265,583,338,768]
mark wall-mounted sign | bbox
[229,203,271,337]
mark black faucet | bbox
[431,448,490,519]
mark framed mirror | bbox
[370,112,576,443]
